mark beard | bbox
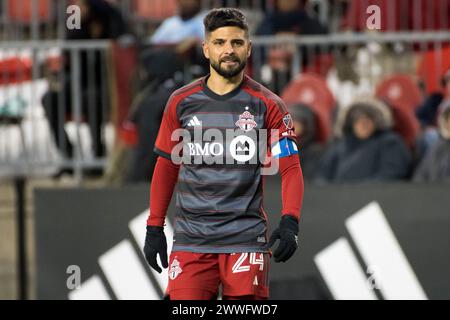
[210,55,247,79]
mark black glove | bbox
[268,215,299,263]
[143,226,168,273]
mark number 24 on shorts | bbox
[232,253,264,273]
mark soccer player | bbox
[144,8,304,300]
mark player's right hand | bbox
[143,226,168,273]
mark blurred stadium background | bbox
[0,0,449,300]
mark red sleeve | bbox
[279,154,304,222]
[154,93,182,160]
[147,156,180,227]
[265,97,297,148]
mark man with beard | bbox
[143,8,304,300]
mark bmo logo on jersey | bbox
[173,128,279,174]
[229,135,256,162]
[185,135,256,162]
[186,142,224,157]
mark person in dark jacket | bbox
[289,103,324,181]
[255,0,328,93]
[315,96,412,184]
[413,100,450,183]
[125,78,183,183]
[415,68,450,162]
[42,0,129,161]
[256,0,327,36]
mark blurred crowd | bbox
[3,0,450,185]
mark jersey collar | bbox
[202,74,248,101]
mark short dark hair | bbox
[203,8,249,37]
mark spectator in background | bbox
[256,0,326,36]
[69,0,129,40]
[255,0,328,93]
[315,96,412,184]
[42,0,129,164]
[415,69,450,161]
[150,0,205,45]
[145,0,208,83]
[289,104,325,181]
[413,101,450,183]
[125,76,184,183]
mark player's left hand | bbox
[268,215,299,263]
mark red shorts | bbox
[166,251,270,300]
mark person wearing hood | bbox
[314,96,412,184]
[289,104,324,181]
[413,100,450,183]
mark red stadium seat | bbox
[133,0,176,20]
[0,57,32,85]
[281,73,335,111]
[342,0,401,32]
[342,0,450,32]
[288,102,331,144]
[375,74,421,148]
[281,73,336,143]
[390,105,420,149]
[417,45,450,95]
[375,74,422,112]
[302,54,334,78]
[7,0,51,24]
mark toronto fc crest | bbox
[169,258,183,280]
[235,111,257,132]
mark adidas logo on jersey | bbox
[187,116,202,127]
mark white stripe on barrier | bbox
[345,202,427,300]
[98,239,160,300]
[68,275,110,300]
[314,238,378,300]
[128,210,174,294]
